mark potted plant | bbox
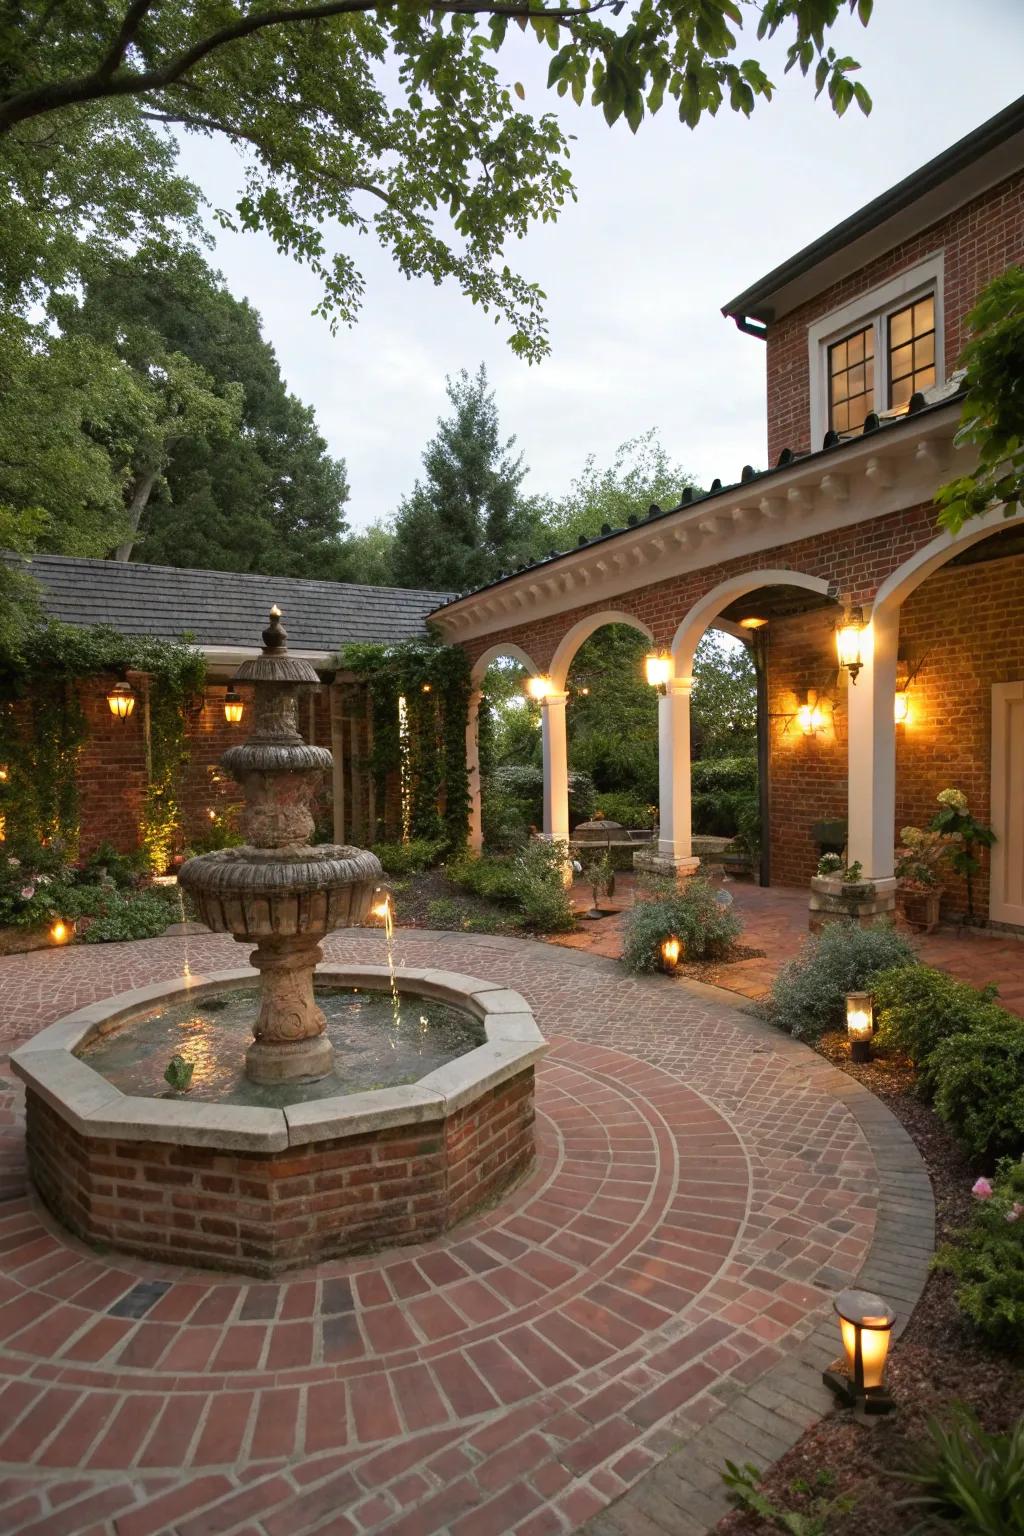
[929,788,996,927]
[894,826,955,933]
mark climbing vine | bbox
[0,623,205,867]
[340,638,471,850]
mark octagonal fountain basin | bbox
[12,965,545,1276]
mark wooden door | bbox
[990,681,1024,927]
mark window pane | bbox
[828,325,874,432]
[848,331,864,364]
[833,400,849,433]
[916,364,936,393]
[846,394,869,432]
[891,342,914,382]
[849,363,865,396]
[832,340,848,370]
[914,333,935,370]
[913,296,934,332]
[865,354,875,390]
[890,307,913,347]
[890,376,913,408]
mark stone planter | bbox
[897,885,944,933]
[808,873,896,932]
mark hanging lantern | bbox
[525,675,553,701]
[660,935,682,973]
[223,688,244,725]
[836,607,865,684]
[846,990,874,1062]
[823,1289,896,1413]
[644,652,672,689]
[106,681,136,720]
[797,692,825,735]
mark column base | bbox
[808,875,897,933]
[245,1034,336,1084]
[634,848,700,897]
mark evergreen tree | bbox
[390,366,535,592]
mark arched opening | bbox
[874,513,1024,927]
[468,644,542,854]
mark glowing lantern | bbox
[644,652,672,689]
[846,990,874,1062]
[797,693,825,735]
[50,920,69,945]
[421,682,433,694]
[371,892,391,921]
[894,690,910,725]
[824,1289,896,1413]
[106,682,136,720]
[224,688,244,725]
[0,764,8,781]
[836,607,865,684]
[660,935,682,973]
[738,616,768,631]
[525,675,553,701]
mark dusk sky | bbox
[177,0,1024,530]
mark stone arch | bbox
[549,610,654,691]
[671,569,833,674]
[470,641,541,687]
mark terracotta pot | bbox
[897,886,944,933]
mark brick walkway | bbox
[559,878,1024,1015]
[0,928,930,1536]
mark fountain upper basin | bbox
[13,964,545,1275]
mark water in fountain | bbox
[371,890,402,1037]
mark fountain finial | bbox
[262,606,287,653]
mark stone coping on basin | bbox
[11,964,546,1153]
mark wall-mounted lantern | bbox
[224,688,244,725]
[835,607,865,684]
[106,681,137,720]
[525,675,554,701]
[644,652,672,690]
[797,691,826,736]
[846,990,874,1062]
[894,689,910,725]
[823,1289,896,1413]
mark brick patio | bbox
[0,927,931,1535]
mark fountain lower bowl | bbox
[12,965,545,1276]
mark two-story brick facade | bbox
[434,95,1024,930]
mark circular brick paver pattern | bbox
[0,928,897,1536]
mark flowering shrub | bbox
[621,879,742,973]
[816,853,843,876]
[935,1158,1024,1350]
[929,787,995,924]
[895,825,959,891]
[0,843,73,927]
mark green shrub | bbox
[448,850,522,903]
[691,756,758,838]
[872,964,1003,1093]
[81,890,177,944]
[934,1160,1024,1351]
[760,920,915,1041]
[448,840,575,932]
[484,766,596,833]
[80,840,147,889]
[893,1404,1024,1531]
[372,838,447,877]
[621,879,742,973]
[425,897,522,934]
[593,792,657,829]
[481,784,532,850]
[930,1016,1024,1162]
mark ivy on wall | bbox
[0,623,205,867]
[340,638,471,849]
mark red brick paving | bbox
[0,926,883,1532]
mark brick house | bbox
[1,554,449,859]
[433,96,1024,930]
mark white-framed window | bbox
[808,254,945,447]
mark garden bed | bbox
[716,1033,1024,1536]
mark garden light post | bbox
[824,1289,895,1414]
[846,991,874,1062]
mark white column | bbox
[657,676,700,874]
[846,607,898,889]
[541,690,570,845]
[466,688,483,854]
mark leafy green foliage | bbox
[892,1404,1024,1530]
[1,3,873,360]
[621,878,741,972]
[691,632,757,758]
[760,921,915,1042]
[929,789,995,925]
[448,841,575,931]
[164,1054,195,1092]
[80,888,179,943]
[930,1015,1024,1163]
[722,1460,854,1535]
[372,838,447,877]
[691,754,758,839]
[0,839,179,942]
[593,792,657,829]
[872,964,1003,1094]
[567,625,658,803]
[481,764,596,850]
[934,1163,1024,1353]
[533,431,695,550]
[424,896,523,935]
[937,267,1024,535]
[390,366,534,593]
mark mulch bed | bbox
[715,1032,1024,1536]
[672,944,767,986]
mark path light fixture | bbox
[525,675,553,701]
[824,1289,896,1414]
[0,764,8,782]
[660,935,682,973]
[835,607,865,684]
[106,681,136,720]
[644,652,672,690]
[223,688,244,725]
[49,920,70,945]
[846,990,874,1062]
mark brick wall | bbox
[765,170,1024,464]
[25,1069,536,1274]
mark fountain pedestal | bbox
[179,608,381,1083]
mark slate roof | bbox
[2,553,452,654]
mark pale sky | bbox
[176,0,1024,530]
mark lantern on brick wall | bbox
[644,652,672,689]
[835,607,865,684]
[223,688,244,725]
[797,691,826,736]
[106,681,136,720]
[824,1289,896,1413]
[894,689,910,725]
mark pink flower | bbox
[1006,1203,1024,1224]
[7,856,19,868]
[19,885,35,900]
[972,1177,994,1200]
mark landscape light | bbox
[846,991,874,1062]
[823,1289,896,1413]
[50,920,70,945]
[660,935,682,972]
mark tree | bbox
[535,429,695,550]
[690,630,756,756]
[390,365,535,591]
[936,266,1024,535]
[1,2,873,359]
[53,245,352,574]
[342,518,398,586]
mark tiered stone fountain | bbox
[14,610,545,1274]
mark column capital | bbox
[540,689,569,709]
[665,675,694,697]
